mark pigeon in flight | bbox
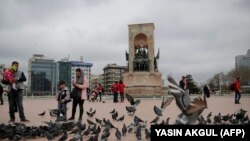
[125,93,141,107]
[38,111,46,116]
[167,75,207,124]
[153,96,174,117]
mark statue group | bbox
[133,46,150,71]
[132,46,159,72]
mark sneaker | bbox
[21,119,30,122]
[68,117,74,120]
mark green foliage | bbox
[186,74,201,94]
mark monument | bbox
[123,23,163,96]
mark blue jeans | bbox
[235,91,241,103]
[8,89,26,120]
[113,92,118,102]
[58,102,67,117]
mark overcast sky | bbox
[0,0,249,84]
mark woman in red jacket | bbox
[119,80,125,102]
[111,81,119,103]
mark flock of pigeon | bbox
[0,76,249,141]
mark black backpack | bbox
[230,83,235,91]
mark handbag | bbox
[70,88,77,99]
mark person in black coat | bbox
[0,84,3,105]
[179,76,187,90]
[203,85,210,98]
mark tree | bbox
[207,66,250,94]
[186,74,201,94]
[235,66,250,85]
[226,66,250,85]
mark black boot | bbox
[78,117,82,122]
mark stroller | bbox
[89,90,98,102]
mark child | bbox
[90,89,98,102]
[56,80,70,121]
[2,66,17,90]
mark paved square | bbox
[0,95,249,140]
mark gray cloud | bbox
[0,0,249,84]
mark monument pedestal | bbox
[123,72,163,96]
[123,23,164,96]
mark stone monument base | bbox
[123,72,163,96]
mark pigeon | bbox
[150,116,160,124]
[207,112,212,118]
[128,126,133,133]
[69,131,82,141]
[126,93,135,106]
[165,117,170,125]
[167,76,191,112]
[49,109,59,118]
[88,134,99,141]
[135,126,142,140]
[95,117,102,125]
[161,97,174,110]
[87,109,96,118]
[58,131,68,141]
[110,109,116,114]
[87,119,96,125]
[154,106,163,116]
[38,111,46,116]
[91,126,101,135]
[167,75,207,125]
[115,128,122,140]
[234,108,247,120]
[134,99,141,107]
[117,115,125,122]
[154,97,174,116]
[145,128,151,139]
[134,116,144,125]
[101,130,110,140]
[122,123,127,136]
[125,106,136,115]
[45,131,53,141]
[213,113,222,124]
[112,111,118,120]
[82,126,91,137]
[90,124,97,132]
[207,117,212,124]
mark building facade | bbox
[28,54,57,96]
[103,63,126,94]
[90,74,104,91]
[57,61,71,90]
[70,61,93,90]
[235,49,250,69]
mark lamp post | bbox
[219,73,222,95]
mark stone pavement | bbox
[0,95,249,141]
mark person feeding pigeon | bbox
[56,80,70,121]
[68,68,88,122]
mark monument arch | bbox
[123,23,163,96]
